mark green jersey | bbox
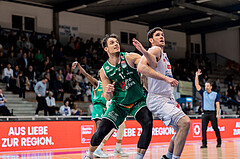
[92,81,106,107]
[102,52,144,105]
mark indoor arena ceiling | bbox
[6,0,240,35]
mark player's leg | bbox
[94,128,115,158]
[114,121,129,157]
[84,118,115,159]
[134,106,153,159]
[172,115,190,159]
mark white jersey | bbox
[148,46,173,97]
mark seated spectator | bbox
[54,75,64,101]
[56,69,64,84]
[181,103,187,114]
[73,82,82,100]
[25,65,37,91]
[2,63,14,88]
[16,71,30,99]
[23,36,34,51]
[8,52,17,67]
[0,88,11,116]
[71,104,82,116]
[45,91,57,116]
[65,95,75,108]
[17,52,29,72]
[59,100,71,116]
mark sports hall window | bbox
[12,15,35,31]
[120,32,137,44]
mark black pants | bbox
[202,111,221,146]
[19,87,26,98]
[36,96,48,116]
[0,106,11,116]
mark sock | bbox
[86,150,93,158]
[97,142,105,150]
[116,142,121,151]
[172,155,180,159]
[166,151,173,159]
[136,152,144,159]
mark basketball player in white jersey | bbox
[135,27,190,159]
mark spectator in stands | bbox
[224,74,233,86]
[56,47,66,65]
[0,51,5,74]
[17,52,29,72]
[0,88,11,116]
[45,91,56,116]
[16,36,23,50]
[34,77,48,116]
[71,104,82,116]
[54,75,64,101]
[35,49,43,66]
[65,68,73,92]
[181,103,187,114]
[59,100,71,116]
[8,52,17,68]
[66,95,75,108]
[2,63,14,88]
[49,66,57,91]
[8,31,16,47]
[56,69,64,84]
[73,82,81,100]
[28,52,35,67]
[49,33,57,46]
[227,85,235,109]
[237,107,240,118]
[17,49,23,59]
[0,31,8,49]
[24,36,34,51]
[16,71,30,99]
[235,90,240,107]
[25,65,37,91]
[75,70,86,97]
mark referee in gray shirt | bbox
[195,69,221,148]
[34,77,48,116]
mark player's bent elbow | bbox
[137,64,145,74]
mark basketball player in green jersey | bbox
[73,63,128,157]
[84,34,156,159]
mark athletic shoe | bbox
[84,156,92,159]
[114,148,129,157]
[161,155,169,159]
[200,145,207,148]
[94,149,108,158]
[216,144,221,147]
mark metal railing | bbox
[0,114,238,121]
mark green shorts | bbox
[92,104,106,120]
[103,97,147,128]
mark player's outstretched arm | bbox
[195,69,202,91]
[75,63,98,89]
[100,68,115,101]
[137,56,178,87]
[132,38,157,69]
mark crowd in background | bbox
[0,29,239,116]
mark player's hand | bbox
[164,77,178,87]
[105,82,115,94]
[72,61,78,70]
[216,115,220,120]
[196,69,202,76]
[132,38,148,55]
[38,94,41,97]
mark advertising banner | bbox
[0,119,239,152]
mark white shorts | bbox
[147,93,186,128]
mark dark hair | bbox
[147,27,163,41]
[64,99,69,105]
[42,77,48,81]
[101,33,119,48]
